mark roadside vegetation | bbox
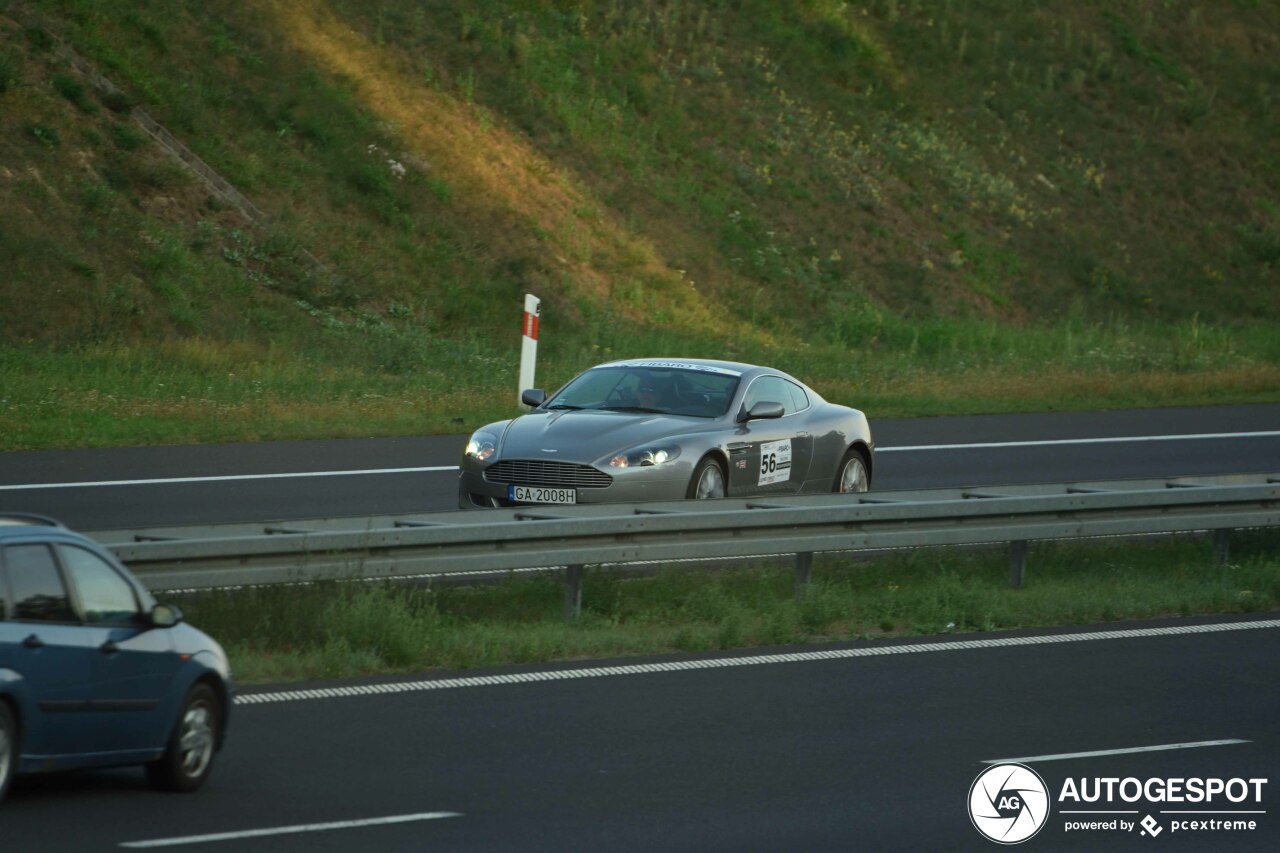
[174,531,1280,683]
[2,1,1278,449]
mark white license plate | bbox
[509,485,578,504]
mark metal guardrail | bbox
[95,473,1280,618]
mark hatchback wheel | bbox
[0,702,15,804]
[147,684,220,793]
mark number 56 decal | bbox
[758,439,792,486]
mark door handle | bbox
[23,634,44,649]
[100,640,119,654]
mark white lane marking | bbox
[983,739,1250,765]
[3,430,1277,490]
[878,429,1280,452]
[234,619,1280,706]
[119,812,461,848]
[0,467,455,491]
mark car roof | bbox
[0,514,87,545]
[0,513,64,529]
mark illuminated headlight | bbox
[464,431,498,462]
[608,445,681,468]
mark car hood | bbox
[500,410,713,463]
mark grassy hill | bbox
[1,0,1278,450]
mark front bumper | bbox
[457,459,693,508]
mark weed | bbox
[172,533,1280,683]
[25,122,60,148]
[0,46,19,92]
[110,120,144,150]
[52,72,97,112]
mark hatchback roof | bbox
[0,513,64,529]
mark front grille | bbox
[484,459,613,489]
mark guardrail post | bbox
[564,564,584,621]
[1009,540,1028,589]
[1212,529,1230,566]
[794,552,813,599]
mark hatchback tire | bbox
[147,684,220,793]
[0,702,15,804]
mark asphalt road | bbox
[3,615,1276,851]
[2,403,1278,529]
[1,406,1278,849]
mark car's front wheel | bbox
[147,683,220,793]
[687,456,727,499]
[0,702,15,804]
[834,448,870,494]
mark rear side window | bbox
[3,544,76,623]
[786,381,809,412]
[59,545,140,624]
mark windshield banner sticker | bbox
[610,360,743,377]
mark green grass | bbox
[3,313,1278,450]
[1,2,1278,449]
[173,531,1280,684]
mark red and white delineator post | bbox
[518,293,540,406]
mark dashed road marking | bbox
[984,739,1251,764]
[119,811,462,848]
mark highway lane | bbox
[1,404,1278,529]
[2,615,1276,851]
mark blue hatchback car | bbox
[0,514,231,803]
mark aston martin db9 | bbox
[458,358,872,508]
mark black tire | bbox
[0,702,15,805]
[686,456,727,500]
[833,448,870,494]
[147,683,220,793]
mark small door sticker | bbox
[758,439,792,486]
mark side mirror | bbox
[150,603,184,628]
[741,401,785,422]
[521,388,546,407]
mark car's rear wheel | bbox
[147,683,220,793]
[834,448,870,494]
[0,702,15,804]
[687,457,726,499]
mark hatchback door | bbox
[0,543,98,759]
[57,544,178,754]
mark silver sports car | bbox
[458,358,873,508]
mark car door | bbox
[57,543,177,754]
[0,543,98,758]
[726,376,814,496]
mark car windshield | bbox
[546,364,741,418]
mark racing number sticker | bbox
[758,439,792,486]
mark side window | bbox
[3,544,76,623]
[785,380,809,413]
[743,377,793,415]
[58,545,140,625]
